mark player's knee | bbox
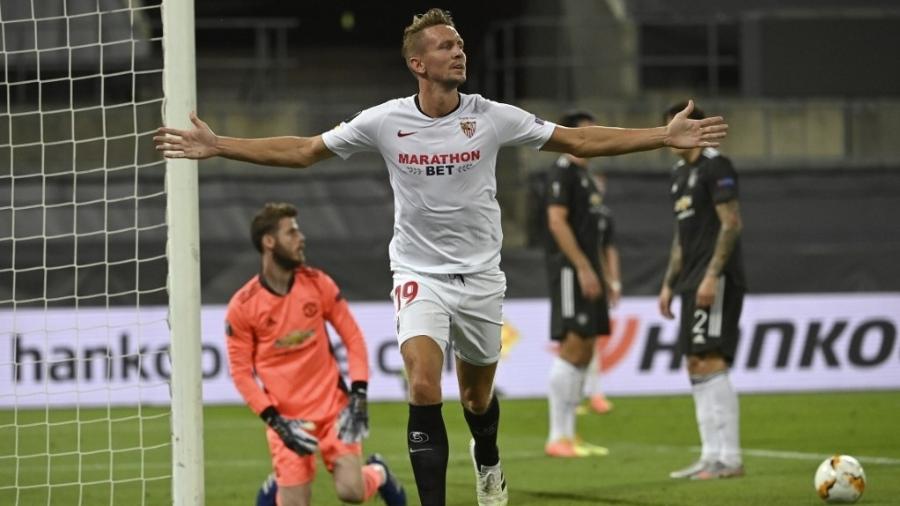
[277,487,310,506]
[334,482,365,504]
[686,355,702,371]
[459,389,492,414]
[559,333,594,367]
[568,346,594,368]
[686,352,727,375]
[460,397,485,414]
[407,376,442,404]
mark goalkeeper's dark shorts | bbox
[678,275,744,364]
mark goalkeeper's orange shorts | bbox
[266,415,362,487]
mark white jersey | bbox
[322,93,555,274]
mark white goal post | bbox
[0,0,203,504]
[161,0,204,503]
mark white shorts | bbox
[391,268,506,366]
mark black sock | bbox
[463,394,500,467]
[408,403,448,506]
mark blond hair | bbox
[401,8,455,60]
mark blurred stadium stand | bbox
[4,0,900,305]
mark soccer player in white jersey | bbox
[155,8,727,506]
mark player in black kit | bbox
[659,102,746,480]
[543,111,616,458]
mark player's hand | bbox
[577,265,602,300]
[696,275,717,308]
[154,111,219,160]
[338,382,369,443]
[608,281,622,308]
[665,100,728,149]
[658,284,675,319]
[260,407,319,456]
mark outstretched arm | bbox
[542,100,727,157]
[154,112,336,169]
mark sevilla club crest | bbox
[460,119,476,138]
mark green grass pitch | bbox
[2,391,898,505]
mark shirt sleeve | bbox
[321,102,389,160]
[225,297,271,415]
[546,164,571,208]
[484,98,556,149]
[318,273,370,384]
[706,157,739,204]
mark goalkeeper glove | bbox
[338,381,369,443]
[260,406,318,456]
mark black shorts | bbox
[549,265,610,341]
[678,276,744,362]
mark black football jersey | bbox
[544,157,615,271]
[669,148,746,292]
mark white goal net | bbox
[0,0,201,504]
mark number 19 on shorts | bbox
[394,281,419,311]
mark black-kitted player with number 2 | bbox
[658,102,747,481]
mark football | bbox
[814,454,866,503]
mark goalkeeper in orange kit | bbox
[225,202,406,506]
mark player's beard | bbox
[272,242,303,271]
[443,69,466,88]
[447,76,466,88]
[436,62,466,88]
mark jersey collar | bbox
[414,92,463,119]
[258,271,295,297]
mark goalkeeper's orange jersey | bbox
[225,266,370,424]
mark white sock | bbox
[548,357,586,442]
[583,351,602,397]
[708,372,742,467]
[691,372,724,464]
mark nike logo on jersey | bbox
[397,130,417,137]
[409,448,433,454]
